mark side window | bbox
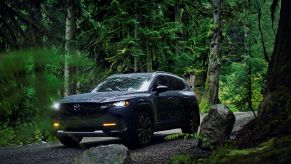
[152,76,168,91]
[167,76,183,90]
[178,79,186,90]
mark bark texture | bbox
[259,0,291,115]
[30,0,48,113]
[205,0,223,105]
[146,39,153,72]
[64,0,78,96]
[133,11,138,72]
[236,0,291,148]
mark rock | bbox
[199,104,235,148]
[74,144,132,164]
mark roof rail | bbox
[153,71,179,77]
[153,71,164,74]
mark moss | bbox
[196,136,291,163]
[227,149,250,156]
[235,89,291,148]
[172,154,192,164]
[199,97,210,113]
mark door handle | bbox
[168,97,174,100]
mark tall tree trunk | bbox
[64,0,77,96]
[146,39,153,72]
[245,25,256,116]
[133,12,139,72]
[258,0,291,115]
[255,0,270,63]
[204,0,223,105]
[235,0,291,148]
[174,1,181,55]
[30,0,49,141]
[30,1,47,113]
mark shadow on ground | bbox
[53,133,170,151]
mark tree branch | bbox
[0,2,44,34]
[255,0,270,63]
[0,2,65,45]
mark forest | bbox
[0,0,290,162]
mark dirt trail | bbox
[0,112,255,164]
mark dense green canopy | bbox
[0,0,279,146]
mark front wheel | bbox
[123,111,153,147]
[57,136,83,147]
[182,109,200,134]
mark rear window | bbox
[167,76,184,90]
[178,79,186,90]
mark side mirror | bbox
[156,85,168,93]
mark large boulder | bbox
[74,144,132,164]
[199,104,235,147]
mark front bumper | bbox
[55,130,125,137]
[56,130,107,137]
[52,105,137,138]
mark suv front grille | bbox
[59,103,106,117]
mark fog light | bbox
[102,123,116,127]
[53,122,60,128]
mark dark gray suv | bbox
[52,72,200,147]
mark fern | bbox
[165,133,184,141]
[165,133,203,141]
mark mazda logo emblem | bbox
[73,104,80,111]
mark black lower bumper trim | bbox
[56,130,108,137]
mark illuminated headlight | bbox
[52,102,60,110]
[113,100,130,107]
[100,100,130,109]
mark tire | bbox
[181,109,200,134]
[124,111,153,147]
[57,136,83,147]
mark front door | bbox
[152,75,171,123]
[153,75,184,124]
[165,76,184,122]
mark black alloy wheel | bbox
[57,136,83,147]
[189,110,199,132]
[136,111,153,146]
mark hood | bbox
[59,91,149,103]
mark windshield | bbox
[92,75,152,92]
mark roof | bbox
[109,72,154,78]
[110,71,181,79]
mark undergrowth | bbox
[171,135,291,164]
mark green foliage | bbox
[218,0,274,112]
[0,49,104,146]
[171,154,192,164]
[0,0,281,146]
[199,97,210,113]
[165,133,208,143]
[196,136,291,163]
[0,123,44,146]
[78,0,211,74]
[165,133,186,141]
[0,127,15,146]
